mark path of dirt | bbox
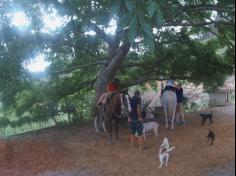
[0,105,235,176]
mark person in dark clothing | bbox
[128,90,146,149]
[175,83,185,125]
[176,84,183,103]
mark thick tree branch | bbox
[106,43,131,71]
[94,42,131,96]
[91,23,122,58]
[91,23,114,46]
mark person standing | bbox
[175,83,185,125]
[128,90,146,149]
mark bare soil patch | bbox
[0,105,235,176]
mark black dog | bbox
[200,111,213,126]
[207,129,215,145]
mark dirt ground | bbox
[0,105,235,176]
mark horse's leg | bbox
[108,124,112,145]
[171,107,176,130]
[102,120,107,132]
[99,107,104,132]
[115,118,119,140]
[164,110,168,129]
[94,115,99,134]
[106,117,112,144]
[168,109,172,123]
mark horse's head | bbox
[120,93,132,117]
[105,92,131,118]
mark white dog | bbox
[143,122,159,140]
[158,138,175,168]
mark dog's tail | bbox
[166,146,175,152]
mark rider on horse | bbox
[161,80,176,96]
[97,78,120,107]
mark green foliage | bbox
[0,0,235,134]
[0,117,10,135]
[0,117,10,129]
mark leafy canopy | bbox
[0,0,235,124]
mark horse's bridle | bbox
[120,94,131,117]
[109,93,129,118]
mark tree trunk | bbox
[94,43,131,99]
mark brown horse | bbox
[104,92,122,144]
[95,92,130,144]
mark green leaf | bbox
[155,3,164,28]
[124,0,135,13]
[139,17,153,39]
[147,1,156,17]
[144,34,155,51]
[117,14,131,31]
[128,15,138,43]
[111,0,122,15]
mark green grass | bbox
[3,121,55,137]
[1,111,95,137]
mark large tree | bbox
[0,0,235,110]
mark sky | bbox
[11,10,116,73]
[26,54,50,72]
[11,9,67,72]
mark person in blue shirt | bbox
[128,90,146,149]
[175,83,185,125]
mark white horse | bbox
[161,91,177,130]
